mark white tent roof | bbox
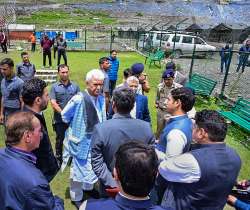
[8,24,35,31]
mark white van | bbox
[138,31,216,58]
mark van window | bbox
[182,36,193,44]
[139,34,147,41]
[162,34,170,41]
[156,34,162,40]
[195,38,205,45]
[172,35,180,43]
[156,34,170,41]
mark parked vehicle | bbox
[138,31,216,58]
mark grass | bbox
[0,50,249,210]
[0,0,115,4]
[16,9,116,29]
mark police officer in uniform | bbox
[155,69,181,139]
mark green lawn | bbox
[0,50,249,210]
[16,9,116,29]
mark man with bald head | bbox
[0,112,64,210]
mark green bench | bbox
[185,73,217,96]
[219,98,250,132]
[67,42,84,51]
[145,50,165,68]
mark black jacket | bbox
[23,106,59,182]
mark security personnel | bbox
[16,51,36,82]
[130,63,150,95]
[50,64,80,165]
[155,69,181,139]
[0,58,24,123]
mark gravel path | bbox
[174,53,250,100]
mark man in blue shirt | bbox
[108,50,119,96]
[219,44,231,73]
[81,142,170,210]
[153,87,195,204]
[56,34,67,66]
[156,87,195,159]
[236,39,250,73]
[0,111,64,210]
[50,64,80,165]
[16,51,36,82]
[0,58,24,123]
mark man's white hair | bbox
[86,69,105,81]
[126,76,139,84]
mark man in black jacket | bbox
[22,78,59,182]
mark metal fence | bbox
[187,51,250,101]
[158,50,250,102]
[6,28,250,101]
[8,27,139,52]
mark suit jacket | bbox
[91,113,155,191]
[135,94,151,123]
[23,106,59,182]
[107,94,151,123]
[83,193,169,210]
[0,147,64,210]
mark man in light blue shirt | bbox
[61,69,106,209]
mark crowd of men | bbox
[0,48,248,210]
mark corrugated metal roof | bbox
[8,24,35,31]
[8,24,36,31]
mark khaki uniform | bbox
[155,82,182,138]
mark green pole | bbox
[136,29,139,50]
[110,27,113,52]
[159,26,163,48]
[172,30,177,53]
[189,43,196,80]
[84,28,87,51]
[220,43,234,97]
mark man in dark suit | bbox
[127,76,150,123]
[22,78,59,182]
[0,111,64,210]
[91,87,154,197]
[107,76,151,123]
